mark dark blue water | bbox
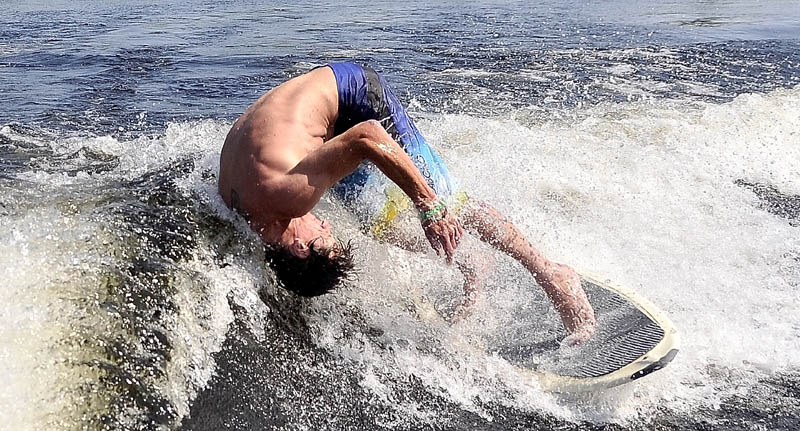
[2,1,799,430]
[3,1,799,133]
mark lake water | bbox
[2,1,799,430]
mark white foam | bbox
[0,119,260,428]
[0,207,112,429]
[3,85,799,426]
[426,85,800,418]
[308,85,800,423]
[433,68,505,78]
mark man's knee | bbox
[460,197,486,223]
[460,198,508,232]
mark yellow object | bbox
[370,187,469,239]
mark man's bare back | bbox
[218,67,337,230]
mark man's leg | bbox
[448,250,496,322]
[332,64,591,337]
[459,199,596,343]
[374,210,491,319]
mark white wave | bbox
[307,85,800,423]
[0,207,107,429]
[606,64,636,76]
[0,119,257,428]
[432,68,505,78]
[0,43,19,56]
[3,85,798,427]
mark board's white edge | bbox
[519,271,680,393]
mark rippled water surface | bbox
[2,1,799,430]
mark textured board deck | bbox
[411,272,679,392]
[487,274,679,392]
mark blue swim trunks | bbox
[327,62,465,236]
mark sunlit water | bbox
[2,1,799,430]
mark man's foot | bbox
[449,295,477,324]
[450,255,490,324]
[538,263,597,345]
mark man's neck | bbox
[254,217,294,246]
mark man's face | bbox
[285,213,337,258]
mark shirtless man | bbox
[218,62,596,343]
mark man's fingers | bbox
[452,219,464,247]
[441,229,455,263]
[431,240,442,256]
[450,223,460,247]
[427,231,442,255]
[424,219,463,262]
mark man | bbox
[218,62,596,343]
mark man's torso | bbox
[218,63,459,237]
[217,66,339,225]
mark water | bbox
[2,1,799,430]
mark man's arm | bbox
[459,199,596,342]
[277,120,463,259]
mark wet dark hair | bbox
[265,240,355,297]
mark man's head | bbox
[267,214,355,297]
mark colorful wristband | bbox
[419,200,447,222]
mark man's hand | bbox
[421,208,463,263]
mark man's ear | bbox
[289,238,311,258]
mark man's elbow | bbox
[347,120,385,156]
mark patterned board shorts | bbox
[327,62,466,237]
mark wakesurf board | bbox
[413,272,679,393]
[490,272,679,392]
